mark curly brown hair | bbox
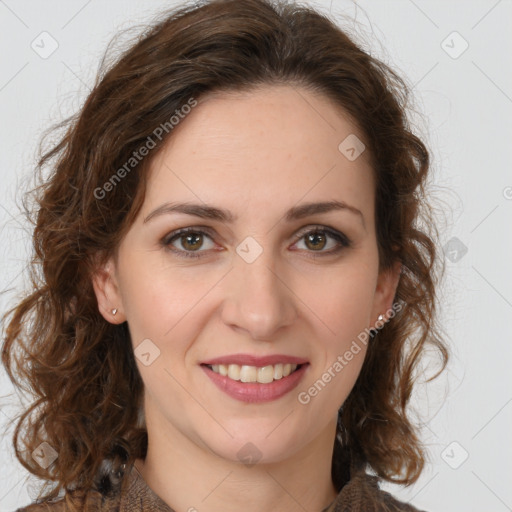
[2,0,448,504]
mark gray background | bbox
[1,1,511,510]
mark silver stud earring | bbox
[378,314,384,322]
[112,308,118,316]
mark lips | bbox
[201,363,309,403]
[199,353,310,402]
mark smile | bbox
[206,363,300,383]
[201,363,309,403]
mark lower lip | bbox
[201,364,309,403]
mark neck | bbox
[135,409,339,512]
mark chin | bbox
[200,427,303,467]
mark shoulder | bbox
[15,503,66,512]
[14,490,119,512]
[334,469,427,512]
[14,461,145,512]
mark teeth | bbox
[273,363,283,380]
[257,365,274,383]
[209,363,299,383]
[240,365,257,382]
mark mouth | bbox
[201,362,305,384]
[200,362,309,403]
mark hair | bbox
[2,0,448,506]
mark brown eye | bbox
[304,232,327,251]
[180,233,204,251]
[293,226,351,255]
[164,228,216,257]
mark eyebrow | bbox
[143,200,365,228]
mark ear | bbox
[370,260,402,325]
[91,254,126,324]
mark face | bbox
[93,84,400,465]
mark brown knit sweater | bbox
[15,463,424,512]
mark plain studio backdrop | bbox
[0,1,511,511]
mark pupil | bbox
[306,232,326,250]
[183,233,202,250]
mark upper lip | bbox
[201,354,309,366]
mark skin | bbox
[93,84,401,512]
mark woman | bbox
[2,0,447,510]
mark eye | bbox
[162,225,351,259]
[292,226,351,255]
[163,227,216,258]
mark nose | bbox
[220,248,298,341]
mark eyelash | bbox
[162,225,352,260]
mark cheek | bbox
[118,262,215,403]
[118,251,218,352]
[126,284,200,339]
[118,263,237,429]
[293,259,378,343]
[295,266,375,412]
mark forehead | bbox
[144,85,374,222]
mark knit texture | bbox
[15,463,424,512]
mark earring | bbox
[111,308,118,316]
[378,314,384,322]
